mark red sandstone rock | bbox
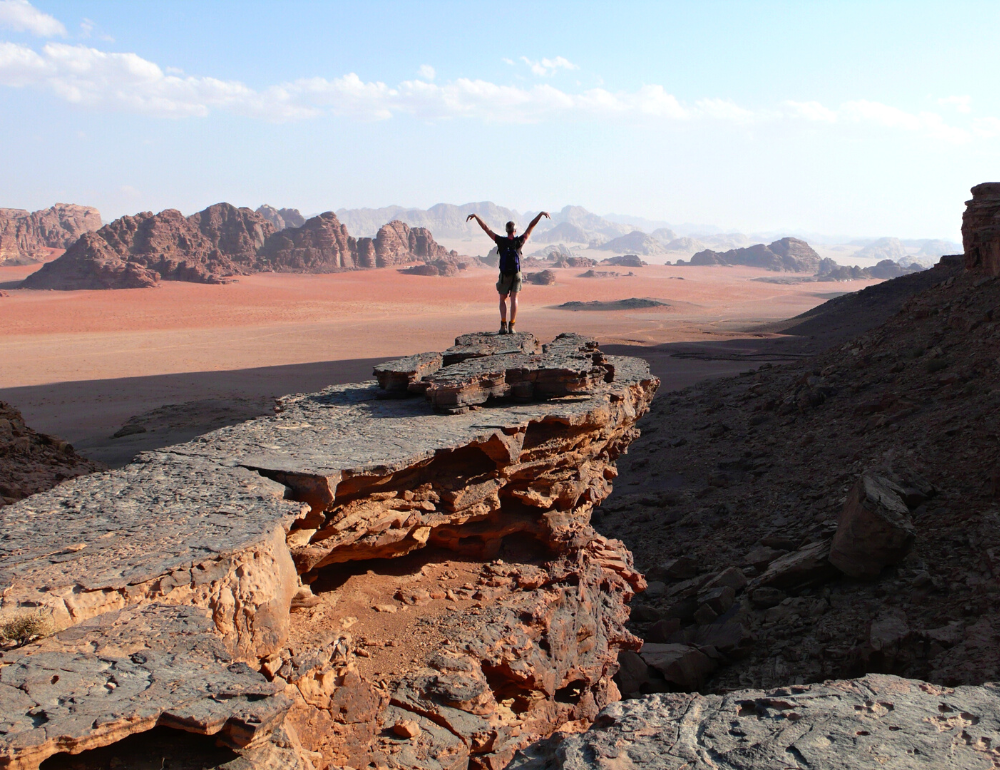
[257,211,357,271]
[0,204,101,265]
[21,203,274,289]
[962,182,1000,274]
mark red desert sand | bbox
[0,260,881,460]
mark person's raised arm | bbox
[466,213,498,241]
[522,211,551,241]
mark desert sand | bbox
[0,260,882,465]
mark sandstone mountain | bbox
[21,203,274,290]
[0,203,101,265]
[650,226,678,244]
[686,236,821,272]
[22,206,458,289]
[816,256,924,281]
[855,236,908,261]
[255,204,306,231]
[597,230,667,255]
[534,221,591,244]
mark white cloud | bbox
[0,0,65,36]
[695,97,755,123]
[0,35,993,145]
[501,57,514,65]
[784,100,837,122]
[520,56,578,77]
[938,95,972,113]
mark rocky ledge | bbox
[511,673,1000,769]
[0,333,657,769]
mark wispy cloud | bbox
[520,56,577,77]
[0,0,65,36]
[417,64,435,81]
[784,98,970,143]
[938,95,972,114]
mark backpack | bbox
[497,236,521,275]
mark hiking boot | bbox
[507,322,516,335]
[498,322,508,335]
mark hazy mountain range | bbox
[334,202,961,258]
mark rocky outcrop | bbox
[686,237,821,272]
[0,204,101,265]
[600,255,646,268]
[511,674,1000,769]
[0,401,104,509]
[256,205,306,231]
[22,208,462,288]
[962,181,1000,275]
[21,204,274,289]
[525,269,557,285]
[816,257,924,281]
[257,211,358,271]
[0,334,657,769]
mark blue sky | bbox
[2,1,999,239]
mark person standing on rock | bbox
[467,211,550,334]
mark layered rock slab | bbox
[0,604,303,770]
[511,674,1000,769]
[0,336,657,769]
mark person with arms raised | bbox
[467,210,550,334]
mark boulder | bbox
[830,473,915,579]
[639,643,716,691]
[525,269,557,285]
[751,540,836,590]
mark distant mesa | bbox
[400,258,467,277]
[664,236,706,253]
[680,237,821,273]
[578,269,635,279]
[552,255,597,268]
[525,269,557,285]
[557,298,667,311]
[255,205,305,232]
[601,254,647,268]
[596,231,666,256]
[816,257,923,281]
[0,204,102,266]
[22,205,461,290]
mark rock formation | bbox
[22,207,460,288]
[962,181,1000,275]
[816,256,924,281]
[596,232,665,256]
[21,203,274,289]
[0,401,104,509]
[535,222,591,244]
[525,269,557,285]
[256,205,307,231]
[0,334,658,769]
[511,674,1000,769]
[685,237,821,272]
[0,204,101,265]
[600,255,646,268]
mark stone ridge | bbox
[0,336,659,768]
[963,181,1000,275]
[510,674,1000,769]
[686,237,821,272]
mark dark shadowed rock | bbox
[830,473,915,579]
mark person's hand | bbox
[466,214,477,222]
[541,211,551,219]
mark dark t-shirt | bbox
[494,233,526,274]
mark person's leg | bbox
[499,292,508,322]
[509,290,519,325]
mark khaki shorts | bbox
[496,271,523,295]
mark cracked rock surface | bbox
[510,674,1000,769]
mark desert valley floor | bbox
[0,261,880,466]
